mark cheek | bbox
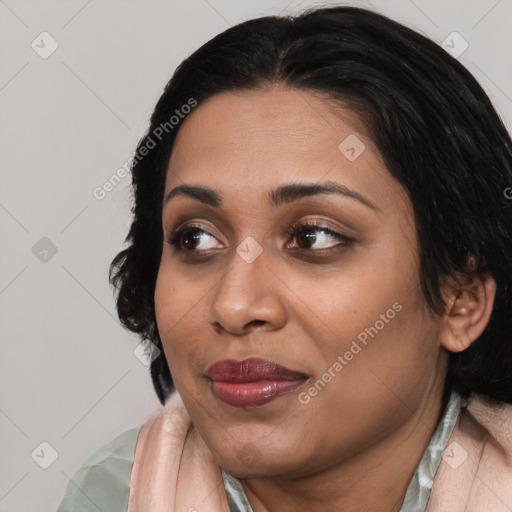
[295,241,436,399]
[304,277,439,421]
[153,262,215,380]
[154,266,191,364]
[291,279,440,464]
[290,243,419,351]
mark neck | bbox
[241,375,447,512]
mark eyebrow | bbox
[163,181,378,211]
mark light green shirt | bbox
[57,391,461,512]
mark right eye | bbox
[165,224,223,252]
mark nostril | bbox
[245,320,266,329]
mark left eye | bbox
[286,223,354,251]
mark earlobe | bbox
[439,271,497,353]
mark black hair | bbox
[109,5,512,407]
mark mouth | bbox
[205,357,309,408]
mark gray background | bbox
[1,0,511,511]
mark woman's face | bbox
[154,86,448,478]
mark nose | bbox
[208,246,287,336]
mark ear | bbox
[439,267,497,353]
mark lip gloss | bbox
[211,379,307,408]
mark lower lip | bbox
[211,379,307,408]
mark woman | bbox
[57,5,512,512]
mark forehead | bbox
[165,86,407,213]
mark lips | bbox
[206,357,308,382]
[206,357,309,408]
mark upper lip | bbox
[206,357,309,383]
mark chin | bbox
[216,445,310,480]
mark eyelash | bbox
[284,221,354,252]
[165,220,354,256]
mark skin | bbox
[153,85,496,512]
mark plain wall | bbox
[1,0,511,510]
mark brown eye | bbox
[286,222,354,252]
[181,229,202,250]
[295,226,318,249]
[165,224,221,252]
